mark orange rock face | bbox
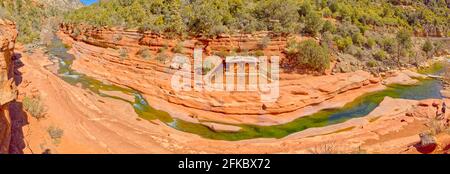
[58,24,383,124]
[0,19,17,154]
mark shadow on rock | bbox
[12,52,24,86]
[414,143,437,154]
[8,101,29,154]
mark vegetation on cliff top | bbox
[0,0,83,44]
[64,0,449,37]
[62,0,449,73]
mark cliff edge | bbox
[0,18,17,154]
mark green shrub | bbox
[395,29,412,64]
[352,32,365,46]
[173,41,184,53]
[257,36,271,50]
[422,40,433,57]
[367,60,378,67]
[162,42,169,50]
[47,126,64,144]
[215,49,229,58]
[321,31,335,50]
[334,36,353,51]
[137,47,151,59]
[396,29,412,50]
[118,48,128,60]
[352,46,364,59]
[303,11,324,36]
[156,52,168,63]
[287,39,330,72]
[0,7,12,19]
[113,34,122,42]
[298,1,312,17]
[254,50,265,57]
[329,1,339,13]
[202,66,212,75]
[285,38,299,55]
[373,50,387,61]
[322,7,332,18]
[321,20,336,34]
[366,37,376,49]
[380,37,396,54]
[23,96,46,120]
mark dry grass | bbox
[47,126,64,144]
[309,141,340,154]
[118,48,128,60]
[23,96,46,120]
[427,118,446,136]
[137,47,151,60]
[308,140,366,154]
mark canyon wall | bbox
[0,19,17,154]
[58,24,381,118]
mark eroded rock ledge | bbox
[0,19,17,154]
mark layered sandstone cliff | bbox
[58,24,382,122]
[0,19,17,154]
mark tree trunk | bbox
[397,45,401,67]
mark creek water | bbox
[46,37,444,141]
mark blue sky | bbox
[80,0,98,5]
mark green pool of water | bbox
[46,37,444,141]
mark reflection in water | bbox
[46,37,444,141]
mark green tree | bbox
[321,20,336,34]
[373,50,387,61]
[303,11,323,36]
[380,37,396,54]
[395,29,412,66]
[322,7,332,18]
[334,36,353,51]
[351,32,365,46]
[288,39,330,72]
[422,40,433,59]
[366,37,376,49]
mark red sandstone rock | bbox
[418,101,430,107]
[432,101,440,107]
[201,122,242,132]
[382,71,420,86]
[0,19,17,154]
[369,77,380,84]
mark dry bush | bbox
[118,48,128,60]
[47,126,64,144]
[308,139,366,154]
[23,96,46,120]
[427,118,446,136]
[309,141,340,154]
[137,47,151,60]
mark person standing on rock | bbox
[435,104,440,118]
[443,101,449,127]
